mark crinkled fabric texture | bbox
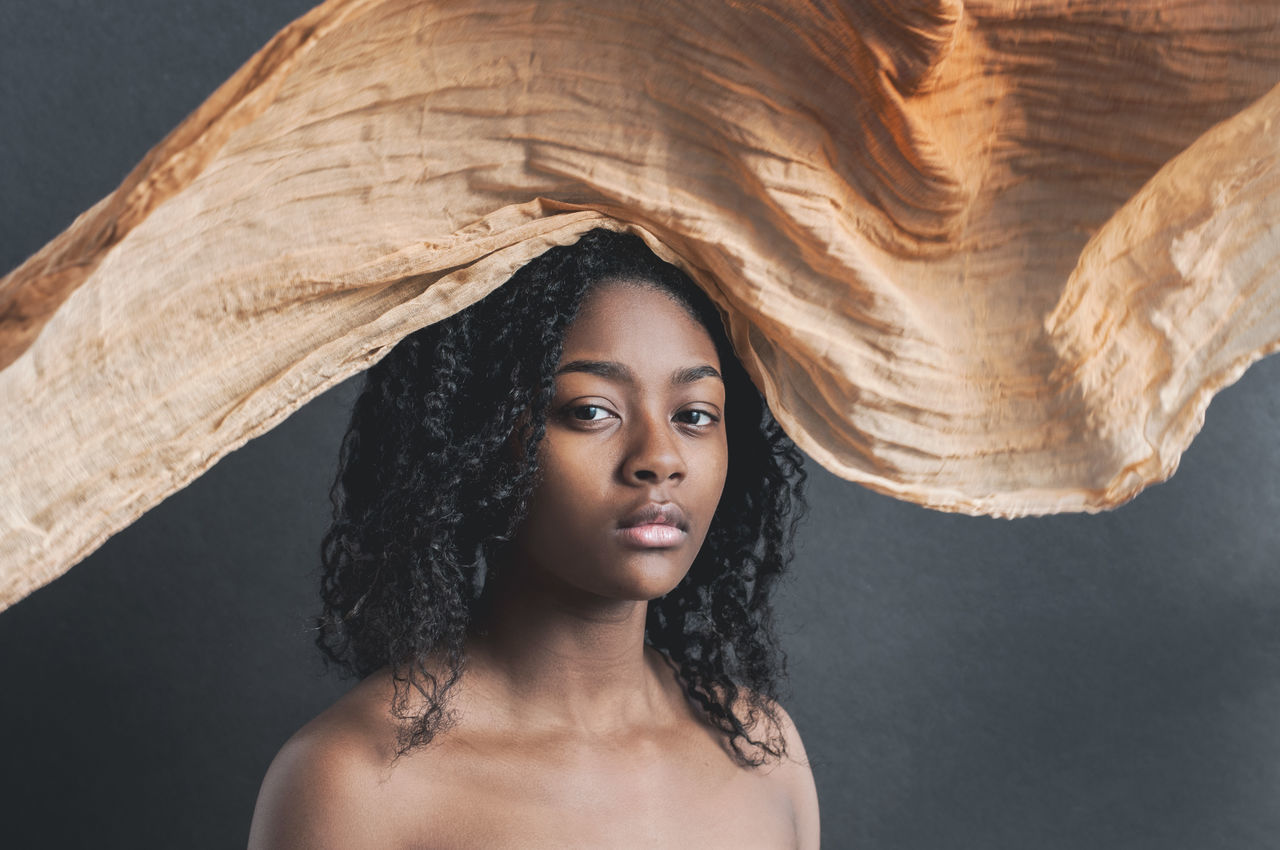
[2,0,1280,609]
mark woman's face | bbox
[506,279,729,601]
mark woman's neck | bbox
[464,564,672,735]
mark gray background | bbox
[3,2,1279,847]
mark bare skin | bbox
[248,282,820,848]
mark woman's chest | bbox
[386,738,798,849]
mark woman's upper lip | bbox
[619,501,688,531]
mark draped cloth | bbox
[2,0,1280,610]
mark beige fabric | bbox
[3,0,1280,610]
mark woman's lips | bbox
[616,523,687,548]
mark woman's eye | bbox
[569,405,610,422]
[677,409,719,427]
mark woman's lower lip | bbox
[616,524,686,547]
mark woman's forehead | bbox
[560,283,721,370]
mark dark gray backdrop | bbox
[3,2,1279,848]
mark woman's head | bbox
[318,228,806,762]
[505,279,730,603]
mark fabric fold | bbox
[3,0,1279,609]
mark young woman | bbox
[248,228,819,848]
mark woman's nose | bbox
[623,414,686,484]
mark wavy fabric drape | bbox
[3,0,1280,610]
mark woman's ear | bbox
[504,409,534,464]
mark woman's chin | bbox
[601,557,693,601]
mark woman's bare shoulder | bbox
[769,702,821,850]
[730,692,821,850]
[659,653,821,848]
[245,671,436,849]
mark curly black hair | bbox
[317,228,807,765]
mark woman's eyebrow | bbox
[672,364,724,385]
[556,359,723,385]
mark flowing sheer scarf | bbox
[3,0,1280,608]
